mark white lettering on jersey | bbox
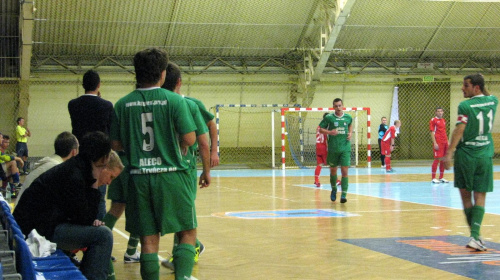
[139,157,163,167]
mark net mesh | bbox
[282,109,370,169]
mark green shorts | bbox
[107,169,128,203]
[125,170,197,236]
[327,150,351,167]
[190,168,198,199]
[453,149,493,193]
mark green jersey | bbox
[110,87,196,174]
[185,96,215,124]
[456,94,498,158]
[319,113,352,153]
[185,98,209,169]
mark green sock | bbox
[140,253,159,280]
[126,234,140,256]
[173,243,195,280]
[171,233,180,256]
[341,177,349,198]
[102,213,118,230]
[464,207,473,227]
[330,175,338,193]
[107,259,115,280]
[470,205,485,240]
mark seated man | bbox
[14,132,122,280]
[16,131,79,204]
[0,133,24,195]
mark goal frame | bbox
[280,107,371,170]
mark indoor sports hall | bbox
[2,0,500,279]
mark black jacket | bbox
[68,94,113,141]
[13,156,100,239]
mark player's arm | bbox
[443,123,465,170]
[319,128,338,136]
[206,119,219,167]
[111,140,124,152]
[14,156,24,167]
[25,128,31,137]
[181,131,196,148]
[197,133,211,188]
[347,123,353,140]
[429,120,438,150]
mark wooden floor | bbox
[68,166,500,279]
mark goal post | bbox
[215,104,300,168]
[280,107,371,169]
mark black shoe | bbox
[340,197,347,203]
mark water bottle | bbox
[5,183,11,203]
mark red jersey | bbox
[429,117,448,143]
[381,126,397,144]
[316,126,327,154]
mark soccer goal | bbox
[215,104,300,168]
[280,107,371,169]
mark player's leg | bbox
[438,143,449,183]
[328,152,340,201]
[314,153,326,187]
[431,157,439,182]
[378,139,385,168]
[174,228,197,280]
[339,150,350,203]
[5,161,21,187]
[139,234,161,280]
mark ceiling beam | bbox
[312,0,357,81]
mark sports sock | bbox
[12,172,20,184]
[431,159,439,179]
[381,155,385,166]
[107,259,115,280]
[140,253,159,280]
[439,160,445,179]
[173,244,195,280]
[464,207,473,227]
[341,177,349,198]
[23,161,29,173]
[470,206,485,240]
[330,175,338,193]
[102,213,118,230]
[171,233,180,255]
[385,157,391,170]
[126,234,140,256]
[314,165,322,183]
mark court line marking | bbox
[217,186,298,202]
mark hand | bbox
[390,146,395,152]
[199,172,211,188]
[434,143,439,150]
[210,152,219,167]
[443,153,453,170]
[93,220,105,227]
[16,157,24,168]
[330,129,338,136]
[347,132,352,141]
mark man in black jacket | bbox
[68,70,114,221]
[13,132,120,280]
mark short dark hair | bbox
[16,117,24,124]
[333,98,342,104]
[82,70,100,92]
[2,135,9,140]
[134,48,168,87]
[323,113,328,119]
[162,62,181,91]
[464,73,486,94]
[435,107,444,111]
[79,131,111,163]
[54,132,78,158]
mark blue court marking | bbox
[339,235,500,279]
[203,166,500,178]
[224,209,360,219]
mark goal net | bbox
[215,104,300,168]
[281,107,371,169]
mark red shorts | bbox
[433,142,449,158]
[381,142,392,156]
[316,151,327,165]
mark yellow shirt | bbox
[16,125,28,143]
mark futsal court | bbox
[107,164,500,280]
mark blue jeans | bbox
[51,223,113,280]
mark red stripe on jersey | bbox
[457,114,468,124]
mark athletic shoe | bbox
[385,169,395,173]
[194,241,205,263]
[479,236,485,246]
[431,179,440,184]
[466,237,487,251]
[330,189,337,202]
[314,182,321,188]
[111,256,116,262]
[340,197,347,203]
[161,257,175,271]
[124,251,141,263]
[381,165,386,169]
[440,178,449,183]
[69,253,81,267]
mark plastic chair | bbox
[13,235,85,280]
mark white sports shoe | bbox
[439,178,449,183]
[381,165,386,169]
[431,179,440,184]
[467,237,487,251]
[124,251,141,263]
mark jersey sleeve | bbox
[429,118,435,131]
[319,115,331,129]
[173,96,197,135]
[456,103,469,125]
[187,100,209,136]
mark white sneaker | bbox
[439,178,449,183]
[124,251,141,263]
[381,165,386,169]
[431,179,440,184]
[467,237,487,251]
